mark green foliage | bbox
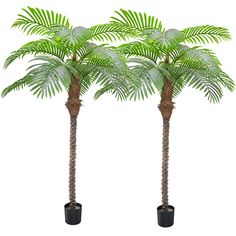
[1,77,32,97]
[51,26,92,47]
[3,7,234,103]
[186,69,223,103]
[106,9,234,102]
[173,47,221,71]
[144,29,185,50]
[127,58,165,100]
[110,9,163,32]
[27,56,71,98]
[12,6,71,35]
[90,23,138,42]
[117,41,160,63]
[182,25,231,44]
[93,68,130,101]
[3,7,132,101]
[4,39,68,68]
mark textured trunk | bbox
[161,118,170,210]
[158,78,174,211]
[65,74,81,208]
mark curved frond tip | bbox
[12,6,71,35]
[182,25,231,44]
[110,9,163,32]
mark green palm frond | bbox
[163,66,188,97]
[128,57,165,100]
[93,68,130,101]
[117,41,160,62]
[1,77,32,97]
[110,9,163,32]
[144,29,185,50]
[90,23,138,41]
[82,46,127,69]
[185,69,223,103]
[213,71,235,92]
[4,39,68,68]
[76,43,97,60]
[51,26,92,47]
[72,64,96,95]
[12,6,71,35]
[182,25,231,44]
[174,47,221,72]
[168,44,190,62]
[25,56,72,98]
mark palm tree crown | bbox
[2,6,130,100]
[92,9,234,102]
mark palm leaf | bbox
[90,23,138,42]
[144,29,185,50]
[182,25,231,44]
[82,46,127,69]
[174,47,221,72]
[110,9,163,32]
[4,39,68,68]
[128,58,164,100]
[186,69,223,103]
[93,68,130,101]
[26,56,72,98]
[1,77,32,97]
[76,43,97,60]
[51,26,92,47]
[117,41,160,62]
[12,6,71,35]
[213,71,235,92]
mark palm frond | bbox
[185,69,223,103]
[213,71,235,92]
[4,39,68,68]
[174,47,221,72]
[12,6,71,35]
[182,25,231,44]
[93,68,130,101]
[128,57,165,100]
[144,29,185,50]
[1,77,32,97]
[110,9,163,32]
[90,23,138,42]
[25,56,72,98]
[117,41,160,62]
[73,64,96,95]
[76,43,97,60]
[168,44,190,62]
[51,26,92,47]
[82,46,127,69]
[163,66,188,97]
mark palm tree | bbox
[2,6,130,225]
[93,9,235,227]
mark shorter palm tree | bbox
[2,6,130,225]
[94,9,235,227]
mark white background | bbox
[0,0,236,235]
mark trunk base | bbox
[64,203,82,225]
[157,205,174,227]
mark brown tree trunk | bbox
[158,78,174,211]
[65,73,81,208]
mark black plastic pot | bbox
[64,203,82,225]
[157,205,174,227]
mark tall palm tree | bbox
[93,9,235,227]
[2,6,130,225]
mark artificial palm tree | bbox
[2,6,131,225]
[93,9,235,227]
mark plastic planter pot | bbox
[64,203,82,225]
[157,205,175,227]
